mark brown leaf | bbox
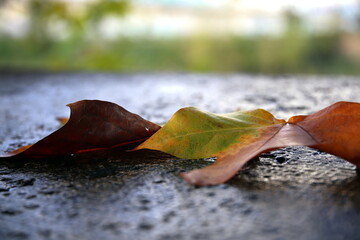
[180,121,318,185]
[1,100,160,159]
[289,101,360,167]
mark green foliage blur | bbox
[0,0,360,74]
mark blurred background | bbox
[0,0,360,74]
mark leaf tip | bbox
[287,115,307,123]
[179,172,200,185]
[179,171,218,186]
[56,117,69,125]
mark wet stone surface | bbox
[0,73,360,240]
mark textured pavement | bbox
[0,73,360,240]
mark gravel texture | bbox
[0,73,360,240]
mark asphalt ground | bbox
[0,73,359,240]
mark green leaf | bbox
[135,107,286,158]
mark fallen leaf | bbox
[2,99,358,186]
[56,117,69,126]
[287,101,360,166]
[135,107,287,158]
[1,100,160,159]
[136,101,360,186]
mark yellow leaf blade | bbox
[135,107,285,159]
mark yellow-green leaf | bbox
[135,107,286,159]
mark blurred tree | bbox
[280,10,307,72]
[304,9,343,73]
[259,9,306,73]
[0,0,129,70]
[357,0,360,32]
[27,0,68,47]
[25,0,129,44]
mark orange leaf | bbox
[289,101,360,166]
[56,117,69,126]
